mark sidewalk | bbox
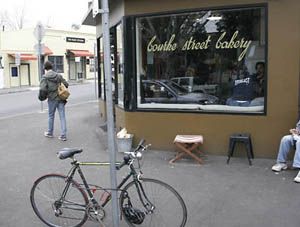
[0,101,299,227]
[0,79,94,95]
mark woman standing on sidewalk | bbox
[38,61,69,141]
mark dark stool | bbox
[227,133,254,165]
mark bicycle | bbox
[30,139,187,227]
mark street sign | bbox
[92,0,99,18]
[15,52,21,66]
[34,43,45,55]
[33,22,45,42]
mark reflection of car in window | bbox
[141,80,219,104]
[171,77,218,95]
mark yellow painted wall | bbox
[109,0,300,158]
[99,99,107,121]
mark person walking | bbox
[39,61,69,141]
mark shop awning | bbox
[67,49,94,57]
[9,53,37,60]
[43,46,53,55]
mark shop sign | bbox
[66,37,85,43]
[146,31,251,61]
[75,57,81,62]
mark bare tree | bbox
[13,4,26,30]
[0,3,27,31]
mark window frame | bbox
[116,21,125,108]
[48,55,64,73]
[126,3,268,115]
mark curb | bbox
[0,80,95,95]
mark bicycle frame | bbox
[60,159,154,213]
[31,142,187,227]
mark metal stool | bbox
[170,135,204,165]
[227,133,254,165]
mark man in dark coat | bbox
[39,61,69,141]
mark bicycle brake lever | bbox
[142,144,152,151]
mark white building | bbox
[0,27,96,88]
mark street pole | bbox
[15,53,21,87]
[37,42,43,112]
[34,22,45,112]
[100,0,120,226]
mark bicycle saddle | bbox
[57,148,83,159]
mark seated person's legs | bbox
[292,140,300,168]
[292,140,300,183]
[272,135,294,172]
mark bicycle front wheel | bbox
[30,174,88,227]
[120,178,187,227]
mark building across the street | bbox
[83,0,300,158]
[0,27,96,88]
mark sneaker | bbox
[44,132,54,138]
[271,163,288,172]
[294,171,300,183]
[58,135,67,141]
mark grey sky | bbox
[0,0,93,30]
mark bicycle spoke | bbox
[120,178,187,227]
[30,174,88,227]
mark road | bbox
[0,81,98,119]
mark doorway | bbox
[68,57,86,80]
[20,64,30,86]
[9,63,30,87]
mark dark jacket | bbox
[39,70,69,101]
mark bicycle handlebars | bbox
[116,139,151,170]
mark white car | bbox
[171,77,218,95]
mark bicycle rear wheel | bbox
[30,174,88,227]
[120,178,187,227]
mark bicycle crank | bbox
[87,203,106,222]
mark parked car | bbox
[171,76,218,95]
[141,80,219,104]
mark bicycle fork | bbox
[133,179,155,214]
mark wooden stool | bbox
[170,135,204,165]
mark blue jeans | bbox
[276,135,300,168]
[47,100,67,137]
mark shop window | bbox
[48,56,64,73]
[100,23,124,107]
[99,37,104,99]
[116,23,124,107]
[89,57,96,72]
[135,6,267,113]
[11,67,18,77]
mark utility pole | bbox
[34,22,45,112]
[93,0,120,226]
[15,52,21,87]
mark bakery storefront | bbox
[83,0,300,157]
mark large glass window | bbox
[99,37,104,99]
[48,56,64,73]
[116,23,124,107]
[136,6,266,113]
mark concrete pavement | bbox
[0,101,299,227]
[0,79,94,95]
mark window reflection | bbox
[136,6,266,113]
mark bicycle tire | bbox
[30,174,89,227]
[120,178,187,227]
